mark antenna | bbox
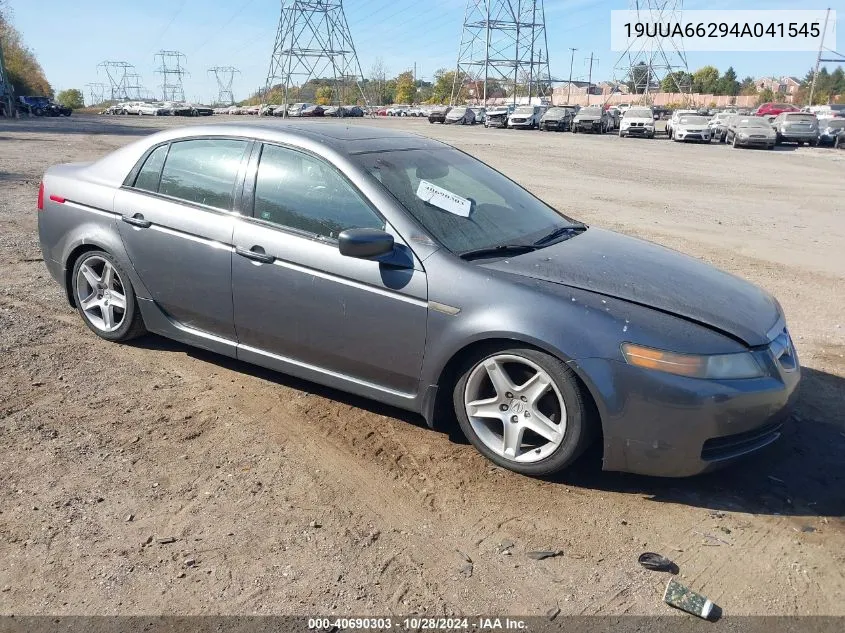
[154,50,188,102]
[452,0,552,106]
[208,66,240,105]
[613,0,690,103]
[263,0,368,116]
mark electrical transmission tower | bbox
[451,0,552,106]
[124,73,145,100]
[263,0,368,114]
[98,61,134,101]
[613,0,690,102]
[154,50,188,101]
[208,66,240,105]
[85,82,108,106]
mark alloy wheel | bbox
[463,354,567,463]
[75,255,127,333]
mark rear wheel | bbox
[453,347,593,476]
[71,251,146,342]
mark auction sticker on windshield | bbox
[416,180,472,217]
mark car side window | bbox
[133,144,169,193]
[253,144,384,239]
[158,139,249,210]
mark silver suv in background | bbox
[618,107,655,138]
[773,112,820,146]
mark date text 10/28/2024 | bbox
[308,617,529,630]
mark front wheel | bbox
[732,134,739,148]
[71,251,146,342]
[453,347,593,476]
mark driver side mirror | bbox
[338,228,394,259]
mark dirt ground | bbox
[0,115,843,618]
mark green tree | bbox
[429,68,465,103]
[394,70,416,104]
[660,71,692,93]
[314,86,333,105]
[691,65,720,94]
[739,76,757,95]
[717,67,739,96]
[0,5,52,96]
[757,88,775,105]
[56,88,84,109]
[626,61,651,94]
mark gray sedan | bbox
[37,123,799,477]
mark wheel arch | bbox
[427,336,604,445]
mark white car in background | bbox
[672,114,712,143]
[618,107,656,138]
[666,109,699,139]
[137,102,169,116]
[508,105,545,129]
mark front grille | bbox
[701,421,783,461]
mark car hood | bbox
[574,113,601,120]
[478,228,779,346]
[622,117,653,124]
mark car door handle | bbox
[235,246,275,264]
[122,214,151,228]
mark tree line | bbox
[0,1,52,96]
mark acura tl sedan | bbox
[37,123,799,478]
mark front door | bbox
[231,143,428,395]
[115,138,251,339]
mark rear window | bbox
[158,139,249,210]
[785,114,816,122]
[133,145,169,192]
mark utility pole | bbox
[585,53,598,105]
[809,8,832,106]
[566,47,577,104]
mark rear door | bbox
[115,137,251,339]
[231,142,428,395]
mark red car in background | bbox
[755,102,799,117]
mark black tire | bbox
[452,345,594,476]
[71,250,146,342]
[732,134,739,148]
[33,107,44,117]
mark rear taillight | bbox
[37,181,44,211]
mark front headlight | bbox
[739,132,748,139]
[621,343,764,379]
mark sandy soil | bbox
[0,115,843,617]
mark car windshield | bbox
[579,107,601,115]
[450,107,467,115]
[514,107,534,115]
[544,108,567,116]
[355,148,582,254]
[625,109,652,118]
[825,119,845,129]
[736,118,771,129]
[679,116,709,125]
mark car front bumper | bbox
[574,121,602,131]
[621,126,653,136]
[736,135,774,146]
[675,131,711,141]
[779,131,819,142]
[573,349,800,477]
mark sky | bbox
[6,0,844,104]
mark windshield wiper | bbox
[459,244,536,260]
[532,224,587,247]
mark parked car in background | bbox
[445,106,476,125]
[484,104,515,128]
[671,115,712,143]
[301,104,325,117]
[571,106,610,133]
[137,102,169,116]
[652,106,672,120]
[36,123,800,478]
[618,107,655,138]
[343,106,365,117]
[428,106,450,124]
[818,118,845,146]
[508,105,545,129]
[709,112,734,143]
[540,106,577,132]
[605,107,621,130]
[17,96,72,117]
[772,112,819,146]
[287,103,310,117]
[725,116,776,149]
[755,102,799,118]
[469,107,486,125]
[666,109,698,139]
[836,129,845,148]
